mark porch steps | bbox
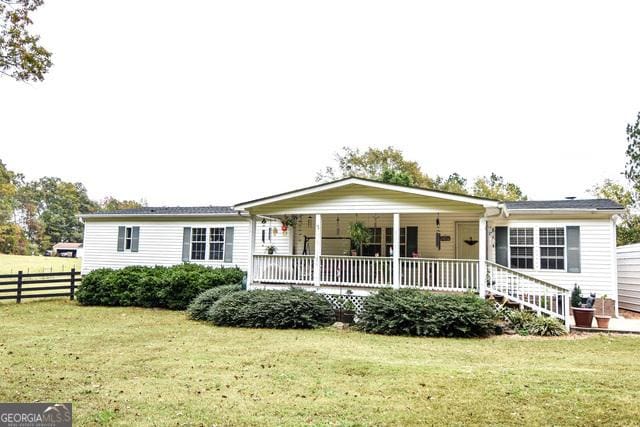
[485,261,571,328]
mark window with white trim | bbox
[509,227,533,269]
[125,227,133,250]
[209,227,225,260]
[191,228,207,260]
[540,227,565,270]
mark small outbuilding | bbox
[52,242,83,258]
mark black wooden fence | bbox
[0,268,81,303]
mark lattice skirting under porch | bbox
[322,294,368,313]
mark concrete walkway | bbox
[571,314,640,334]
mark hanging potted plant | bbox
[571,284,595,328]
[594,294,611,329]
[281,215,297,233]
[348,221,371,256]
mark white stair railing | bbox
[485,261,570,327]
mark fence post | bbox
[16,270,23,304]
[70,268,76,301]
[563,292,571,331]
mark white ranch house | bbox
[81,177,623,327]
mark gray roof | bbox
[86,206,238,216]
[505,199,623,211]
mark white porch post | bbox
[478,216,487,298]
[393,213,400,289]
[247,215,257,290]
[314,214,322,286]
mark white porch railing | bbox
[252,255,314,285]
[486,261,570,324]
[320,255,393,287]
[400,257,479,291]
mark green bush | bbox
[187,284,242,321]
[356,288,497,338]
[77,264,245,310]
[527,316,567,336]
[208,289,335,329]
[502,309,567,336]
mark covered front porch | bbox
[234,178,499,294]
[251,212,486,292]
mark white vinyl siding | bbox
[488,217,617,300]
[617,243,640,312]
[82,218,249,274]
[83,217,291,275]
[250,184,485,215]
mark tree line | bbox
[316,146,528,201]
[0,159,142,255]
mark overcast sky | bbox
[2,1,640,206]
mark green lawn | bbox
[1,300,640,426]
[0,254,81,274]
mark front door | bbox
[456,222,479,260]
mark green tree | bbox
[0,0,52,81]
[625,112,640,191]
[0,159,18,222]
[431,173,468,195]
[381,168,414,186]
[316,146,433,187]
[33,177,98,245]
[99,196,144,211]
[591,179,640,246]
[472,173,527,201]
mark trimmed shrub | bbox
[77,264,244,310]
[356,288,497,338]
[208,289,335,329]
[187,284,242,321]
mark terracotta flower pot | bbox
[595,315,611,329]
[573,307,595,328]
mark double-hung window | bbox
[209,227,225,260]
[191,228,207,260]
[540,227,565,270]
[509,228,533,269]
[124,227,133,250]
[362,228,382,256]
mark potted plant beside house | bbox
[571,284,595,328]
[594,294,611,329]
[348,221,371,256]
[265,245,277,255]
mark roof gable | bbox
[235,177,501,213]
